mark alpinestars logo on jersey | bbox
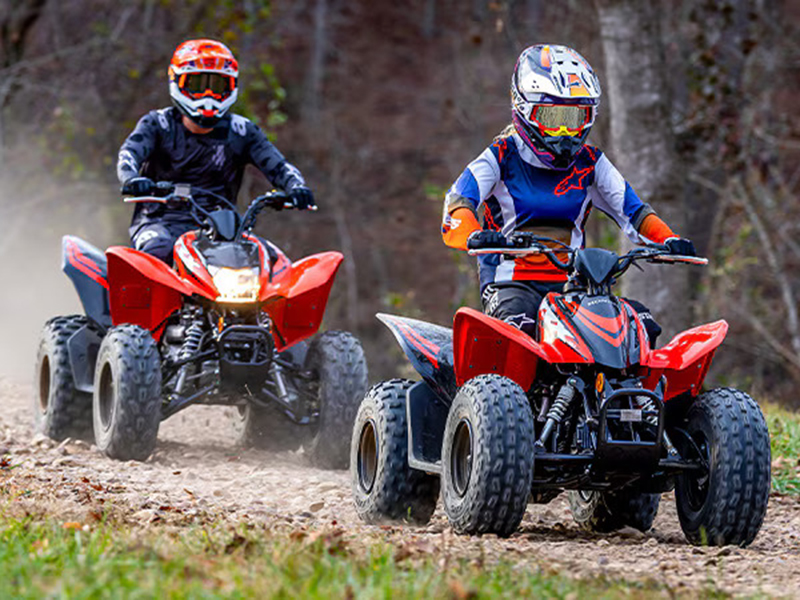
[554,165,592,196]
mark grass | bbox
[0,517,673,599]
[764,403,800,495]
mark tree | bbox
[594,0,690,334]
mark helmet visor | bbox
[531,104,593,137]
[180,72,235,99]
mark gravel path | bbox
[1,377,798,597]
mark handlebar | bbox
[122,183,314,241]
[467,234,707,278]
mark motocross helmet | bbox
[168,39,239,128]
[511,45,601,170]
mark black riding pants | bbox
[481,281,662,348]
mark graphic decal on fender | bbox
[65,238,108,289]
[383,316,441,368]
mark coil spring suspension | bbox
[635,394,677,455]
[536,379,578,447]
[174,317,204,394]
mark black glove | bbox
[467,230,508,250]
[665,237,696,257]
[121,176,155,196]
[289,186,316,210]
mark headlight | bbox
[210,267,260,303]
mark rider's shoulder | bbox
[487,129,519,164]
[225,112,259,138]
[577,144,603,166]
[139,107,178,132]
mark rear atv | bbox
[34,185,367,467]
[351,236,771,546]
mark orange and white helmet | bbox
[168,39,239,127]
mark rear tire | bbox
[352,379,440,525]
[674,388,770,547]
[92,325,162,461]
[305,331,368,470]
[568,488,660,533]
[441,374,534,537]
[34,316,95,442]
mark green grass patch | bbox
[0,516,674,599]
[764,403,800,495]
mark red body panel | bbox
[173,232,218,299]
[453,307,559,390]
[106,247,205,340]
[641,320,728,400]
[260,251,343,351]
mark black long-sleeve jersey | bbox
[117,107,305,230]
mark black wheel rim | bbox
[685,430,711,512]
[451,418,473,497]
[38,356,50,413]
[97,362,115,431]
[357,419,378,494]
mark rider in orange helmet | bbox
[117,39,315,264]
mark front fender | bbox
[107,247,199,339]
[641,320,728,400]
[261,252,343,351]
[453,307,555,391]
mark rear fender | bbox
[261,252,343,351]
[106,247,196,340]
[453,307,556,391]
[376,313,456,402]
[641,320,728,400]
[62,236,111,329]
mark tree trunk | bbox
[594,0,689,336]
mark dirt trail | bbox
[2,376,799,597]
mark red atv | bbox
[352,234,770,546]
[35,184,367,467]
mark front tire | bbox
[92,325,162,461]
[305,331,368,469]
[441,374,534,537]
[351,379,440,524]
[674,388,771,547]
[34,316,95,442]
[568,488,660,533]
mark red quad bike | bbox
[34,183,367,467]
[352,234,771,546]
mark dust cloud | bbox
[0,165,126,382]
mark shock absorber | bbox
[536,378,578,448]
[635,394,677,455]
[174,316,204,395]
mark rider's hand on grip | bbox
[289,186,316,210]
[467,230,507,250]
[665,237,696,257]
[121,176,155,196]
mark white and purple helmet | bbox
[511,45,601,169]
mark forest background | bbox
[2,0,799,406]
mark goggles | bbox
[529,104,593,137]
[179,72,236,100]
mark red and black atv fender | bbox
[61,236,110,392]
[376,313,455,472]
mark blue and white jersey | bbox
[443,133,653,289]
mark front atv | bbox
[351,236,771,546]
[34,185,367,467]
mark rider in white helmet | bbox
[442,44,695,341]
